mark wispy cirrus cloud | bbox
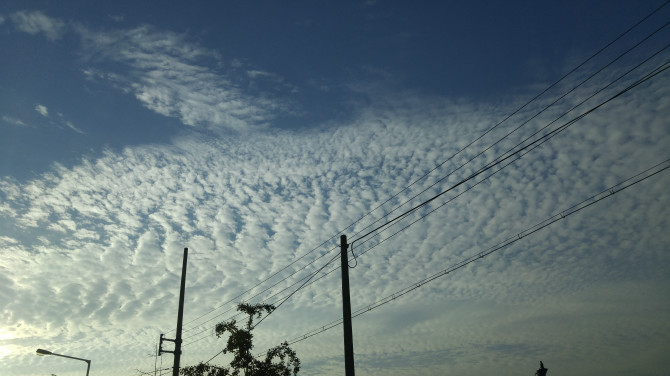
[62,118,85,134]
[1,116,26,127]
[5,10,291,133]
[29,103,85,134]
[77,25,288,132]
[9,10,65,40]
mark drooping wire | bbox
[251,253,342,329]
[189,251,342,365]
[274,159,670,348]
[349,24,670,248]
[179,47,670,353]
[167,2,670,338]
[158,4,670,370]
[336,0,670,253]
[350,53,670,248]
[182,253,344,346]
[199,60,670,363]
[178,52,670,364]
[180,245,340,339]
[177,62,670,360]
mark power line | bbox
[190,253,343,365]
[343,0,670,246]
[180,246,340,343]
[181,256,344,347]
[153,4,670,372]
[350,53,670,248]
[177,58,670,376]
[337,19,670,262]
[173,22,670,346]
[174,244,338,335]
[244,57,670,361]
[164,73,669,376]
[276,159,670,348]
[168,5,670,336]
[179,50,670,352]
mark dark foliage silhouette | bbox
[181,303,300,376]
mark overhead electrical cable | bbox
[183,252,343,345]
[184,251,344,348]
[168,8,668,336]
[341,0,670,244]
[167,62,670,376]
[274,159,670,348]
[160,7,670,370]
[149,14,670,376]
[179,51,670,349]
[349,59,670,270]
[193,58,670,353]
[179,52,670,355]
[178,14,668,336]
[181,251,340,344]
[350,55,670,249]
[348,20,670,250]
[477,51,670,181]
[181,244,340,336]
[190,251,342,365]
[340,11,670,247]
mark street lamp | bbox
[36,348,91,376]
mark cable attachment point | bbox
[348,239,358,268]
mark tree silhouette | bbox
[181,303,300,376]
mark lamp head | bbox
[36,348,52,356]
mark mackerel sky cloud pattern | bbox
[1,2,669,376]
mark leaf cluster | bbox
[181,303,300,376]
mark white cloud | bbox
[63,119,85,134]
[34,104,48,117]
[28,106,86,134]
[247,70,278,79]
[1,115,26,126]
[10,10,65,40]
[76,25,287,132]
[1,65,670,375]
[109,14,125,23]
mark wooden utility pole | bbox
[159,247,188,376]
[340,235,355,376]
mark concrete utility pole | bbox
[159,248,188,376]
[340,235,355,376]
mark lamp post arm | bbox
[50,352,90,363]
[49,352,91,375]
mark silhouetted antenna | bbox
[535,360,548,376]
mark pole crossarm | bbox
[159,333,177,355]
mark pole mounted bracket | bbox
[159,333,177,355]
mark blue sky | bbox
[1,1,669,376]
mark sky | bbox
[1,1,670,375]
